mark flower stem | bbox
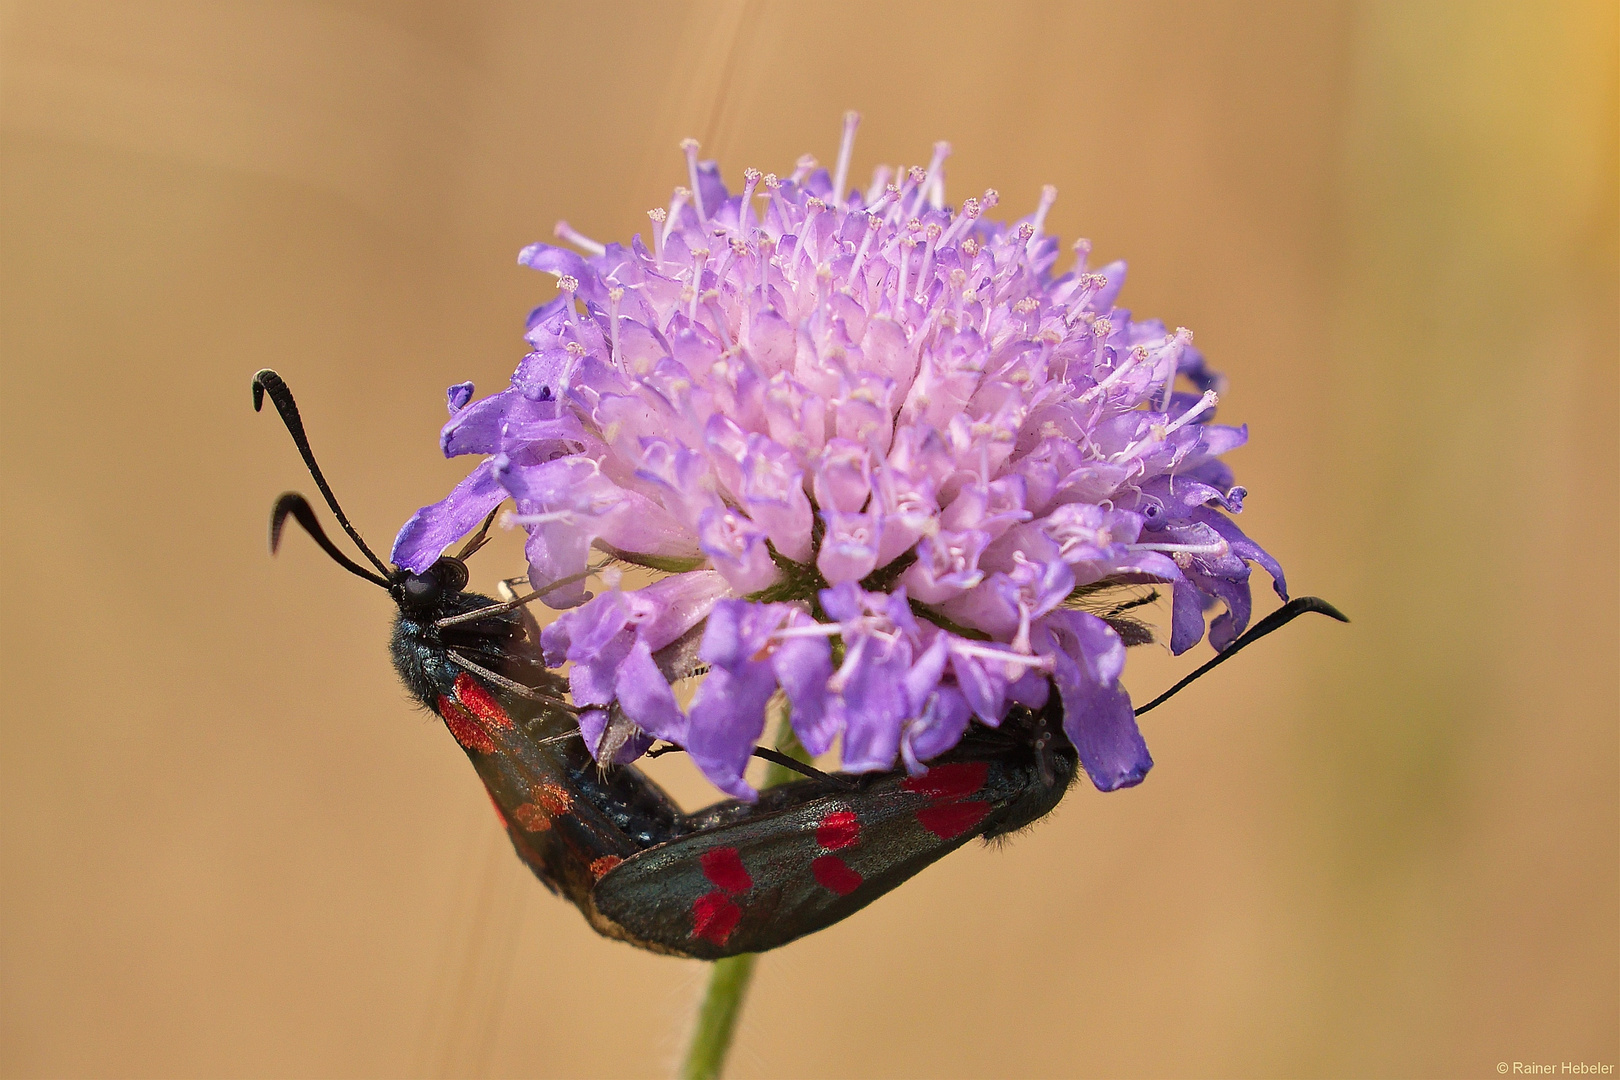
[678,711,809,1080]
[680,954,757,1080]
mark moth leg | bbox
[498,578,543,645]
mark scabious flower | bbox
[393,114,1286,801]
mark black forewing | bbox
[589,754,1049,959]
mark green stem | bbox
[678,711,809,1080]
[680,954,757,1080]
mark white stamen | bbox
[863,184,899,219]
[908,142,951,219]
[647,207,667,262]
[1126,540,1230,556]
[756,234,774,303]
[825,633,868,695]
[897,236,916,311]
[663,189,690,255]
[770,622,843,640]
[886,166,925,227]
[790,198,825,285]
[1063,272,1112,326]
[832,111,861,209]
[849,212,883,279]
[553,220,606,256]
[1159,327,1193,411]
[705,292,732,349]
[1111,389,1219,462]
[937,196,982,248]
[1030,185,1058,242]
[689,248,709,323]
[948,639,1054,672]
[864,165,893,205]
[1162,388,1218,437]
[738,167,761,238]
[513,510,577,526]
[1071,237,1092,274]
[914,222,943,302]
[789,154,817,185]
[1076,344,1146,405]
[608,287,624,373]
[680,138,707,227]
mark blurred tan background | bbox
[2,2,1615,1077]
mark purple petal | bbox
[834,635,912,772]
[568,628,633,707]
[686,665,777,802]
[517,242,606,304]
[817,509,882,585]
[1037,610,1150,791]
[390,458,506,572]
[697,599,774,670]
[1193,507,1288,601]
[902,529,990,604]
[818,581,864,622]
[813,439,872,513]
[446,382,475,414]
[772,631,835,755]
[902,633,950,716]
[697,507,779,594]
[1060,676,1149,792]
[439,390,513,458]
[901,686,972,773]
[633,571,730,653]
[614,638,687,743]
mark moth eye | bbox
[401,573,442,607]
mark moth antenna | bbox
[1103,589,1160,617]
[253,369,391,577]
[751,746,856,789]
[1134,596,1349,716]
[454,506,503,561]
[270,493,390,588]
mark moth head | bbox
[392,557,471,612]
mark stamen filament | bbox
[553,220,606,256]
[681,138,708,227]
[831,110,861,209]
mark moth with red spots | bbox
[255,370,1345,958]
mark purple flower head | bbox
[394,117,1288,799]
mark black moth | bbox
[255,369,1345,959]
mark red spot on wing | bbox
[512,803,550,832]
[453,672,514,729]
[691,890,742,945]
[589,855,623,880]
[916,801,992,839]
[535,783,573,815]
[438,696,495,753]
[815,810,860,850]
[901,761,990,800]
[699,847,753,894]
[811,854,863,896]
